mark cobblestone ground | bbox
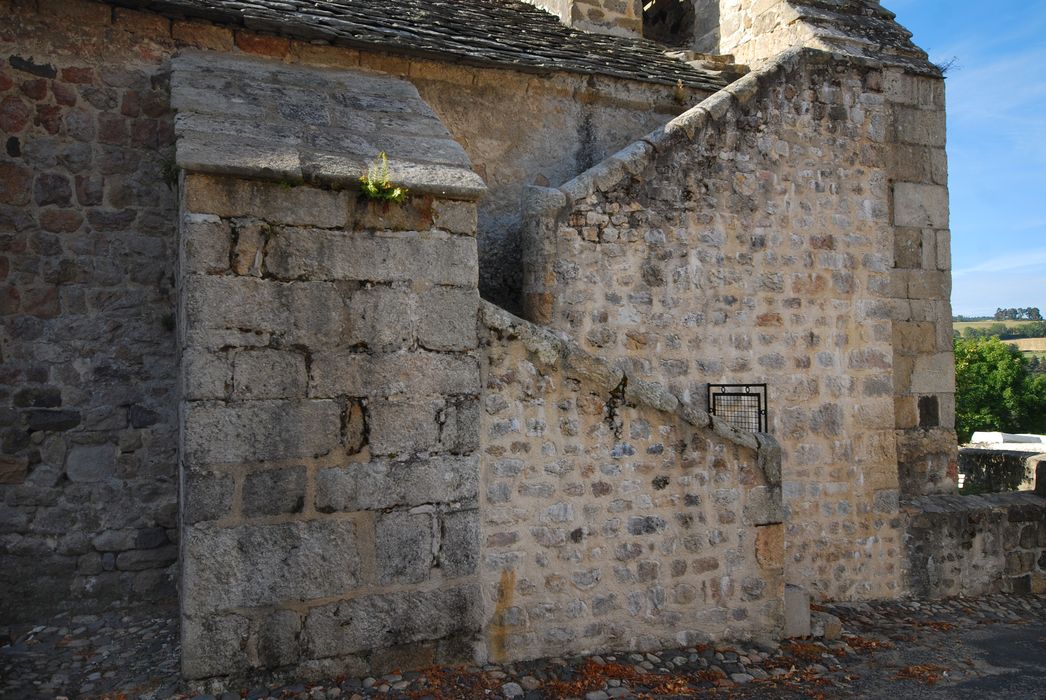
[2,595,1044,699]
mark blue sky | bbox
[884,0,1046,317]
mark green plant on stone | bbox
[359,151,408,203]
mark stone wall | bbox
[408,59,708,312]
[1,0,712,620]
[479,303,783,662]
[523,0,644,38]
[177,174,483,681]
[882,67,956,498]
[904,493,1046,597]
[705,1,932,73]
[522,49,912,601]
[0,0,180,621]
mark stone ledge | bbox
[479,300,782,491]
[171,50,487,200]
[902,491,1046,515]
[553,47,893,207]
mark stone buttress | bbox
[173,52,487,680]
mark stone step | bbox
[664,50,749,82]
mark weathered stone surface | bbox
[309,351,479,399]
[257,608,303,668]
[810,611,843,640]
[172,52,487,199]
[303,584,480,657]
[893,182,949,229]
[65,444,117,482]
[480,315,784,660]
[242,466,307,517]
[181,349,231,401]
[181,612,250,679]
[440,509,479,578]
[231,349,308,401]
[417,287,480,352]
[182,470,234,525]
[116,545,177,571]
[375,510,436,585]
[184,173,351,228]
[755,524,784,571]
[264,229,478,287]
[783,585,811,638]
[183,520,362,612]
[903,493,1046,598]
[744,487,784,526]
[315,456,479,512]
[182,399,341,465]
[0,457,28,484]
[182,276,354,349]
[367,398,442,455]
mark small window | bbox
[643,0,695,47]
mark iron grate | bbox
[707,383,768,433]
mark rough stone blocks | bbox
[182,520,363,613]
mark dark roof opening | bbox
[643,0,695,47]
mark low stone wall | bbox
[479,303,784,662]
[904,493,1046,597]
[958,447,1041,493]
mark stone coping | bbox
[902,491,1046,514]
[479,300,782,489]
[171,50,487,200]
[520,47,932,217]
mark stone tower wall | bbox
[522,0,645,38]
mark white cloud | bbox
[953,248,1046,276]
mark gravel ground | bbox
[2,595,1044,699]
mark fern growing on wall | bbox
[359,151,408,203]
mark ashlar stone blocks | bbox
[178,171,483,681]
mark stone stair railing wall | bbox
[521,47,913,603]
[903,493,1046,596]
[479,302,784,662]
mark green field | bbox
[954,321,1046,366]
[953,319,1040,332]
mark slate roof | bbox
[108,0,728,90]
[171,51,488,198]
[789,0,938,74]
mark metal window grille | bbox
[707,383,768,433]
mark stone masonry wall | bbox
[709,2,932,73]
[523,0,644,38]
[178,174,483,681]
[524,49,909,602]
[677,1,956,502]
[882,67,956,497]
[904,493,1046,597]
[2,0,711,620]
[479,303,784,662]
[1,0,180,621]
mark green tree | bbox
[954,337,1046,442]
